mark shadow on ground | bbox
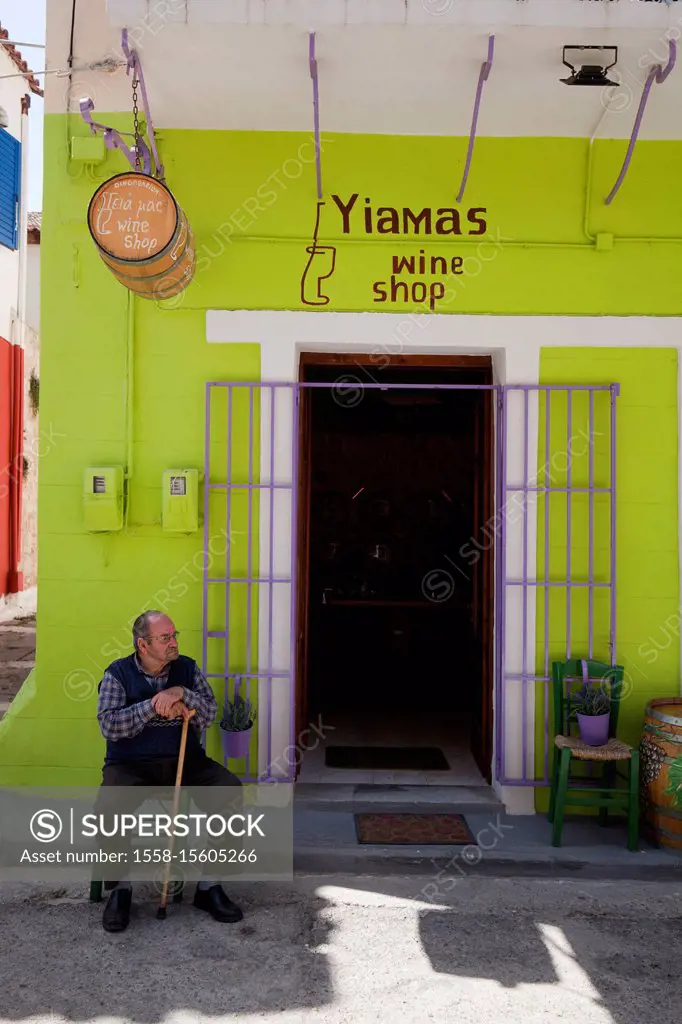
[0,881,334,1021]
[1,875,680,1024]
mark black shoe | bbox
[193,885,243,923]
[102,887,132,932]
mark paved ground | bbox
[0,612,679,1021]
[0,614,35,719]
[0,875,679,1024]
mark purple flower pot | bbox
[577,712,610,746]
[221,727,252,760]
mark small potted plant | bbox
[220,694,257,760]
[571,685,611,746]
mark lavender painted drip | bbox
[121,29,164,179]
[605,39,676,205]
[456,34,495,204]
[309,33,323,200]
[79,30,164,177]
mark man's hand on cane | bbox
[152,686,185,718]
[167,702,195,721]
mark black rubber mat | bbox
[324,746,450,771]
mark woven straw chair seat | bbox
[554,734,632,761]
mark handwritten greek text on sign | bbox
[88,174,178,261]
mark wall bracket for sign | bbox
[79,29,164,181]
[309,31,322,201]
[605,38,676,205]
[121,28,165,181]
[300,32,337,306]
[84,42,194,302]
[80,97,152,175]
[456,34,495,204]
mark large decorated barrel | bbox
[639,698,682,850]
[87,172,195,301]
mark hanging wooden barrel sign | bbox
[87,172,195,301]
[640,697,682,850]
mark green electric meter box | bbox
[162,469,199,533]
[83,466,124,532]
[70,135,106,164]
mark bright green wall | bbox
[0,117,680,786]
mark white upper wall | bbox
[104,0,682,31]
[46,0,682,138]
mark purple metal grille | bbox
[202,379,618,787]
[202,382,300,782]
[496,384,619,786]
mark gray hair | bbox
[132,610,165,651]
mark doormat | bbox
[325,746,450,772]
[354,813,477,846]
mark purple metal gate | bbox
[496,384,618,785]
[202,382,300,782]
[202,379,618,786]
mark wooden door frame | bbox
[293,382,313,777]
[294,351,495,782]
[475,385,495,783]
[298,352,494,370]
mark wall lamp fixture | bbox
[561,45,618,86]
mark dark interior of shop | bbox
[301,361,492,742]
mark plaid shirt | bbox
[97,655,218,742]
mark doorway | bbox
[295,353,495,785]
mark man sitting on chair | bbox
[95,609,242,933]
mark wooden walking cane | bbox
[157,706,196,919]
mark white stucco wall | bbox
[49,0,682,139]
[0,49,26,344]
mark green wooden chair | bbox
[548,658,639,851]
[90,875,184,903]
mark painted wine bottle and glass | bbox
[301,200,337,306]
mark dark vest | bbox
[101,654,203,765]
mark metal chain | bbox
[132,70,141,170]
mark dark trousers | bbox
[93,750,241,887]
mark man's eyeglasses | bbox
[145,631,180,644]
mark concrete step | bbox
[292,842,682,880]
[295,783,503,814]
[293,807,682,880]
